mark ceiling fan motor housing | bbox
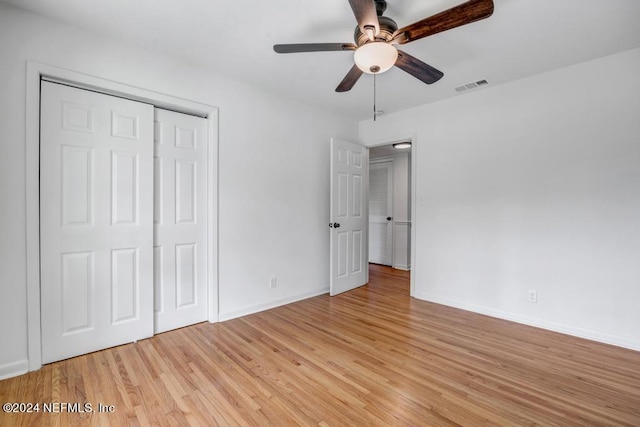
[354,15,398,46]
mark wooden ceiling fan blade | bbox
[348,0,380,40]
[392,0,494,45]
[395,50,444,84]
[273,43,357,53]
[336,65,364,92]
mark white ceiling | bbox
[4,0,640,121]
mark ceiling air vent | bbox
[455,79,489,92]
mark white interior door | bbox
[330,138,368,296]
[153,109,208,333]
[40,81,154,364]
[369,161,393,265]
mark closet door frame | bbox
[25,61,219,371]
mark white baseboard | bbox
[0,359,29,381]
[393,264,411,271]
[414,292,640,352]
[219,288,329,322]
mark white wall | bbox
[360,48,640,350]
[0,4,356,378]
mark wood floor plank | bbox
[1,264,639,426]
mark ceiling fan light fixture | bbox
[353,42,398,74]
[393,142,412,149]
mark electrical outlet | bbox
[269,276,277,289]
[527,289,537,303]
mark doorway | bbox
[368,143,412,272]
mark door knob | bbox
[386,217,392,221]
[330,222,341,228]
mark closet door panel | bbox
[40,81,154,364]
[153,108,208,333]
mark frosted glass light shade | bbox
[393,142,412,149]
[353,42,398,74]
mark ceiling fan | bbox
[273,0,494,92]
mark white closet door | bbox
[153,109,208,333]
[40,81,154,364]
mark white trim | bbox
[26,62,42,371]
[219,288,329,322]
[410,135,417,296]
[414,292,640,352]
[0,360,29,381]
[370,156,396,164]
[207,109,220,323]
[25,61,219,373]
[39,75,208,118]
[364,147,370,287]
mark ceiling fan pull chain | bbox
[373,72,377,122]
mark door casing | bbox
[25,61,219,371]
[365,136,417,296]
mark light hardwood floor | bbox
[1,264,639,426]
